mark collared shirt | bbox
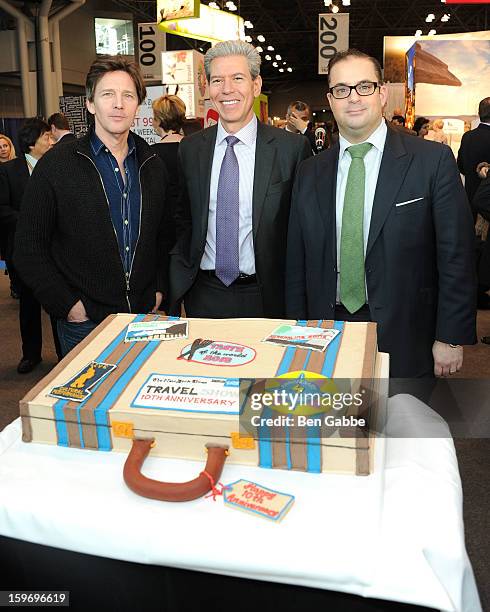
[336,119,388,302]
[90,131,141,277]
[25,153,38,175]
[201,115,257,275]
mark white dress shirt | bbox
[201,115,257,275]
[25,153,38,175]
[336,119,388,302]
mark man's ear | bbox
[86,98,95,116]
[253,75,262,98]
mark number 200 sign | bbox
[318,13,349,75]
[137,23,166,82]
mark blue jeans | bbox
[57,320,98,357]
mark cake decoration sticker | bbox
[223,479,295,522]
[178,339,256,366]
[262,324,340,352]
[49,361,117,402]
[131,373,245,414]
[124,320,188,343]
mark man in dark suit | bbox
[48,112,76,145]
[286,49,476,378]
[285,100,318,154]
[457,98,490,309]
[0,117,61,372]
[457,97,490,214]
[473,173,490,317]
[169,41,311,318]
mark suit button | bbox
[366,268,372,274]
[329,303,334,309]
[333,266,337,272]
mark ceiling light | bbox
[426,13,435,22]
[279,68,284,72]
[244,35,252,42]
[244,20,253,28]
[441,13,450,22]
[272,61,278,67]
[209,1,218,7]
[287,67,292,72]
[257,34,265,42]
[256,46,263,53]
[332,5,339,13]
[415,29,422,37]
[267,45,274,51]
[283,61,287,65]
[265,54,271,60]
[324,0,332,5]
[228,4,237,11]
[275,54,282,60]
[342,0,351,5]
[428,29,437,35]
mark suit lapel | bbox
[252,122,276,236]
[366,126,412,257]
[315,144,339,263]
[198,125,217,240]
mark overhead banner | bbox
[318,13,349,75]
[158,2,244,44]
[137,23,166,82]
[157,0,200,21]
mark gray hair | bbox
[286,100,311,118]
[204,40,261,81]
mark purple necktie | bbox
[215,135,240,286]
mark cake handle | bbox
[123,439,229,502]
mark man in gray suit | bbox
[286,49,476,378]
[169,40,311,318]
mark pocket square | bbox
[395,197,424,207]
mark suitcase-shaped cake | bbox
[21,314,389,501]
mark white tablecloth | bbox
[0,395,481,612]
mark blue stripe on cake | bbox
[53,314,146,447]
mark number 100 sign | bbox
[137,23,166,82]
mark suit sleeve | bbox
[473,176,490,222]
[285,160,308,319]
[0,165,18,226]
[13,168,80,318]
[456,134,466,175]
[156,159,171,295]
[298,135,313,165]
[173,144,192,255]
[433,145,477,345]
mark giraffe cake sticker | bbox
[49,361,117,402]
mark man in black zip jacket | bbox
[14,56,171,356]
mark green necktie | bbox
[340,142,373,314]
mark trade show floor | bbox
[0,273,488,611]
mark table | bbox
[0,395,482,612]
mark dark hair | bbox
[48,112,70,131]
[152,95,186,132]
[392,115,405,125]
[18,117,50,155]
[478,97,490,123]
[327,49,383,87]
[287,100,311,118]
[413,116,429,135]
[86,55,146,105]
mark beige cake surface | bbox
[21,314,388,475]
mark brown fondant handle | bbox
[123,438,229,502]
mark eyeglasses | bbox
[329,81,379,99]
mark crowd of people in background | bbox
[0,41,488,376]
